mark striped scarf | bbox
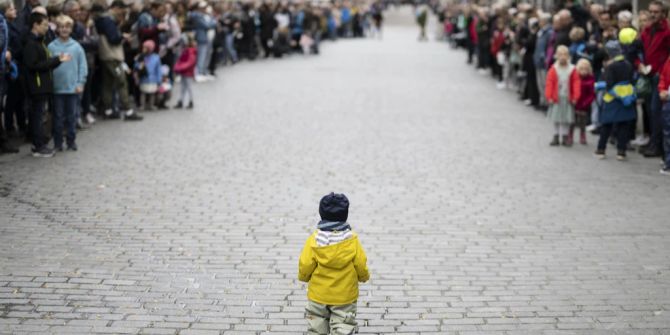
[316,220,353,247]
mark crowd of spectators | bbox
[442,0,670,175]
[0,0,386,157]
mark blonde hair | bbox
[56,14,74,27]
[555,45,570,56]
[576,58,593,75]
[569,27,585,42]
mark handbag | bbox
[635,75,652,99]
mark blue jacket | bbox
[136,52,161,84]
[48,37,88,94]
[533,26,552,69]
[0,14,8,73]
[188,12,215,45]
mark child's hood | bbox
[310,233,358,270]
[50,38,78,49]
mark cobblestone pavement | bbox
[2,8,670,335]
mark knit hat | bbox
[142,40,156,52]
[319,193,349,223]
[605,40,622,57]
[619,27,637,45]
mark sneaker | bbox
[496,82,506,90]
[594,150,606,159]
[54,146,64,152]
[187,102,194,109]
[661,167,670,175]
[67,143,78,151]
[32,147,55,158]
[173,101,183,109]
[76,119,90,130]
[478,69,488,75]
[642,149,663,158]
[630,135,649,146]
[523,99,532,106]
[616,151,627,161]
[85,113,96,125]
[550,135,560,146]
[562,135,573,147]
[124,113,143,121]
[195,75,208,83]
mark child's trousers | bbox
[306,300,357,335]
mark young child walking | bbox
[299,193,369,335]
[134,40,162,111]
[173,35,197,109]
[545,45,581,146]
[595,41,636,160]
[573,59,596,145]
[49,15,87,152]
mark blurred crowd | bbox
[0,0,386,157]
[441,0,670,175]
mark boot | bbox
[550,135,560,146]
[561,135,571,147]
[579,130,587,145]
[173,101,183,109]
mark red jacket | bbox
[545,64,581,105]
[490,30,505,55]
[641,20,670,75]
[575,74,595,111]
[174,47,197,78]
[657,57,670,93]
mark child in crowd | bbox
[490,18,507,89]
[568,27,588,64]
[655,52,670,174]
[595,41,636,160]
[48,15,87,152]
[546,45,581,146]
[299,193,369,335]
[573,59,596,145]
[173,35,197,109]
[134,40,162,111]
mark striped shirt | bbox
[316,229,353,247]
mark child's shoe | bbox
[579,131,587,145]
[561,135,572,147]
[67,143,78,151]
[594,149,606,159]
[187,102,194,109]
[616,151,627,161]
[550,135,560,146]
[173,101,183,109]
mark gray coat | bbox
[533,25,552,69]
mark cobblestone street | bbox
[2,8,670,335]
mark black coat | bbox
[22,33,61,96]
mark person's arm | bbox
[24,42,61,72]
[298,235,317,282]
[353,238,370,283]
[77,45,88,91]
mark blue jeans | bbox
[647,74,663,153]
[52,94,78,149]
[662,102,670,167]
[225,33,238,63]
[197,43,211,76]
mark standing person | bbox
[574,59,596,145]
[299,193,370,335]
[23,12,71,157]
[415,4,427,41]
[48,14,87,151]
[594,41,636,160]
[133,40,161,111]
[545,45,581,147]
[173,34,196,109]
[641,0,670,158]
[189,1,216,81]
[93,1,141,120]
[3,1,26,139]
[658,53,670,174]
[258,3,276,58]
[0,1,18,154]
[220,3,239,63]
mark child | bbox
[655,52,670,174]
[173,35,197,109]
[490,18,507,89]
[48,15,87,151]
[573,59,596,145]
[545,45,581,146]
[134,40,162,111]
[299,193,369,335]
[568,26,589,64]
[595,41,636,160]
[23,12,71,157]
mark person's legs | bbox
[598,123,613,152]
[616,121,631,154]
[52,94,65,150]
[184,77,193,106]
[536,68,546,106]
[329,303,357,335]
[29,96,47,150]
[647,75,663,154]
[226,33,238,63]
[305,300,330,335]
[662,102,670,168]
[197,43,209,76]
[100,61,116,113]
[65,94,77,148]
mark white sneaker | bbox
[586,124,598,132]
[86,113,96,125]
[195,75,207,83]
[523,99,532,106]
[496,82,506,90]
[478,69,488,75]
[205,75,216,81]
[631,135,649,146]
[104,109,114,117]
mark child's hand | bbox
[661,91,669,101]
[75,86,84,94]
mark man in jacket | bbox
[23,12,71,157]
[94,0,142,120]
[641,0,670,158]
[0,4,18,154]
[534,12,552,110]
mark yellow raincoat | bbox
[298,231,370,305]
